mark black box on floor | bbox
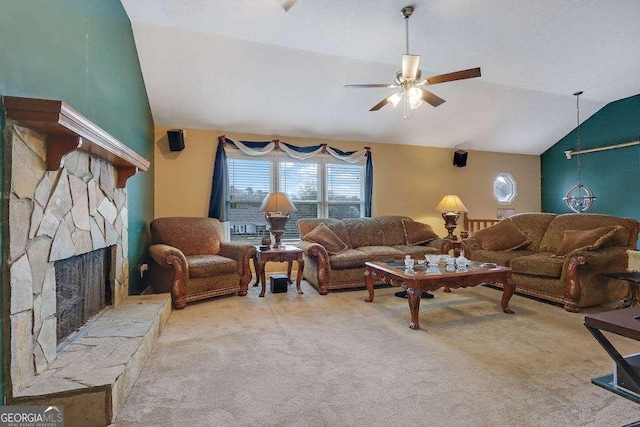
[614,352,640,397]
[270,274,289,293]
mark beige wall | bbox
[154,126,540,237]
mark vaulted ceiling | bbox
[121,0,640,155]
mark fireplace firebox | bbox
[55,247,113,345]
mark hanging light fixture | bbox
[563,91,596,213]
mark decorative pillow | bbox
[555,226,621,257]
[401,219,439,245]
[303,223,348,254]
[473,219,531,251]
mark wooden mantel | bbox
[3,96,150,188]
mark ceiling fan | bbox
[282,0,298,12]
[345,5,481,118]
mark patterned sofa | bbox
[297,216,447,295]
[463,212,639,312]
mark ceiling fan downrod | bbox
[402,6,414,55]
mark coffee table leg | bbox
[407,285,421,330]
[364,269,375,302]
[501,276,515,314]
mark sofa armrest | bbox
[560,246,631,312]
[219,242,257,275]
[460,238,481,258]
[149,244,188,274]
[299,240,330,259]
[149,244,189,309]
[562,246,631,277]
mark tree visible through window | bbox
[227,155,364,243]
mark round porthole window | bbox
[493,173,517,204]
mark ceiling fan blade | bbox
[344,83,398,89]
[370,92,402,111]
[282,0,297,12]
[418,88,446,107]
[425,67,481,85]
[402,54,420,81]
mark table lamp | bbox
[435,195,467,240]
[259,192,297,248]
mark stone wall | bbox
[5,121,129,393]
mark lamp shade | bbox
[435,195,467,213]
[259,192,297,213]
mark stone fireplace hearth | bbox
[3,96,168,425]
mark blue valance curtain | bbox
[208,135,374,219]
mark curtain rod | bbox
[564,140,640,159]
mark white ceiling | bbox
[121,0,640,155]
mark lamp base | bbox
[265,213,290,248]
[442,212,460,240]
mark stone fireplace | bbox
[3,97,169,424]
[5,119,131,391]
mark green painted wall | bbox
[0,0,154,401]
[541,94,640,228]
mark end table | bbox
[253,245,304,297]
[605,272,640,308]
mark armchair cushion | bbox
[555,226,621,257]
[473,219,531,251]
[187,255,237,278]
[401,219,439,245]
[303,223,348,254]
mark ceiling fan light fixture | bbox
[389,92,403,107]
[408,87,422,109]
[409,97,423,110]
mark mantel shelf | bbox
[3,96,150,188]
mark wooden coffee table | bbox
[364,260,515,330]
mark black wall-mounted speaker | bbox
[453,150,468,167]
[167,129,185,152]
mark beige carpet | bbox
[112,281,640,426]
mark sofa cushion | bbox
[510,252,564,278]
[539,213,639,252]
[392,245,442,257]
[298,218,352,248]
[356,246,404,261]
[187,255,237,278]
[467,249,537,266]
[555,226,621,256]
[343,218,385,248]
[303,223,348,254]
[328,249,371,270]
[401,219,439,245]
[510,213,557,251]
[473,219,532,251]
[377,216,412,246]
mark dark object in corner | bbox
[167,129,185,152]
[453,150,468,167]
[395,290,435,299]
[270,274,288,293]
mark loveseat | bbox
[297,216,447,295]
[463,212,639,312]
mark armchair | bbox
[148,217,256,309]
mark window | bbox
[227,153,365,243]
[493,173,517,204]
